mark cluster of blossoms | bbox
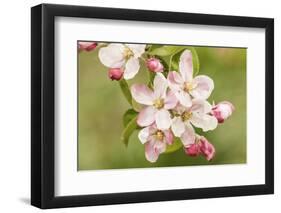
[82,42,234,163]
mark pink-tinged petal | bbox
[198,137,215,161]
[211,101,235,123]
[184,143,201,157]
[164,90,178,109]
[154,141,167,153]
[179,50,193,82]
[153,73,168,99]
[146,58,164,73]
[108,68,123,81]
[171,117,185,137]
[137,106,157,127]
[163,130,174,145]
[98,44,125,68]
[138,126,151,144]
[180,123,196,147]
[190,75,214,100]
[155,109,172,130]
[190,99,212,114]
[167,71,184,92]
[79,42,97,51]
[145,140,160,163]
[131,84,154,105]
[123,57,140,79]
[175,90,192,107]
[126,44,146,58]
[190,113,218,132]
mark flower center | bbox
[123,47,134,59]
[153,98,164,109]
[155,130,164,141]
[183,82,195,92]
[181,111,192,121]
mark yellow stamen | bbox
[123,47,134,59]
[153,98,164,109]
[182,111,192,121]
[183,82,195,92]
[155,130,164,141]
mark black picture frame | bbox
[31,3,274,209]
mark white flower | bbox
[171,99,218,146]
[167,49,214,107]
[98,43,146,80]
[138,124,174,163]
[131,73,178,130]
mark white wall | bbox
[0,0,279,212]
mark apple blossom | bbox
[78,41,97,51]
[108,68,123,81]
[138,124,174,163]
[199,136,215,161]
[170,99,217,146]
[211,101,235,123]
[98,43,146,80]
[146,58,164,72]
[167,49,214,107]
[131,73,178,130]
[184,136,215,161]
[184,143,201,157]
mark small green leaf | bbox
[119,79,132,106]
[147,44,162,52]
[148,45,186,57]
[132,99,142,112]
[121,116,138,147]
[123,109,138,127]
[164,138,183,154]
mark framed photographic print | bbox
[31,3,274,209]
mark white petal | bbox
[131,84,154,105]
[154,141,167,153]
[126,44,146,58]
[190,113,218,132]
[123,57,140,79]
[179,49,193,82]
[175,90,192,107]
[137,106,157,127]
[167,71,184,92]
[98,44,125,68]
[138,126,151,144]
[171,117,185,137]
[190,99,212,114]
[155,109,172,130]
[145,141,159,163]
[164,90,178,109]
[190,75,214,100]
[180,124,196,147]
[153,73,168,99]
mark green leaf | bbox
[119,79,132,106]
[171,47,200,75]
[164,137,183,154]
[147,44,162,53]
[121,116,138,147]
[123,109,138,127]
[148,45,186,57]
[132,99,142,112]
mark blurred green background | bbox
[78,44,246,170]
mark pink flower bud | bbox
[198,137,215,161]
[146,58,164,72]
[78,42,97,51]
[184,143,201,157]
[211,101,234,123]
[108,68,124,81]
